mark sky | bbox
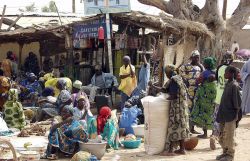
[0,0,241,17]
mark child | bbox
[216,66,242,161]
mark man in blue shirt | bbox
[132,53,150,96]
[82,65,118,103]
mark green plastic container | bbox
[122,138,141,149]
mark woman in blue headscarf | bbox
[19,72,42,106]
[43,106,88,159]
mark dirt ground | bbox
[2,116,250,161]
[102,116,250,161]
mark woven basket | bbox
[0,138,19,161]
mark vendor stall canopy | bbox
[0,11,213,47]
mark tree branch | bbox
[227,0,250,30]
[138,0,198,20]
[137,0,169,14]
[199,0,224,32]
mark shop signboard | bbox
[84,0,131,15]
[73,17,108,48]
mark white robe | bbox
[241,60,250,114]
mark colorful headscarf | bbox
[57,78,67,89]
[63,105,74,115]
[203,57,217,70]
[27,72,37,79]
[73,80,82,90]
[0,76,10,87]
[8,88,19,101]
[60,90,71,103]
[77,94,86,101]
[191,50,200,57]
[97,106,111,134]
[165,64,178,77]
[42,87,54,97]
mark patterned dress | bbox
[87,117,119,150]
[179,63,203,112]
[3,89,26,130]
[46,119,88,155]
[191,70,217,130]
[164,75,189,150]
[0,76,10,111]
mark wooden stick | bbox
[7,13,23,31]
[54,2,63,26]
[0,5,7,30]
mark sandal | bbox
[174,149,186,155]
[160,151,177,156]
[47,154,58,160]
[40,154,47,159]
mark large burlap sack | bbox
[142,94,170,155]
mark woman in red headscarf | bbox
[88,106,119,149]
[97,106,111,134]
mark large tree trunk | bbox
[138,0,250,62]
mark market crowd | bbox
[0,48,249,161]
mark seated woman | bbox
[19,73,42,106]
[36,89,72,122]
[36,87,57,122]
[73,94,93,128]
[45,78,72,97]
[88,106,119,150]
[0,69,11,112]
[3,89,26,130]
[44,106,89,160]
[149,65,189,156]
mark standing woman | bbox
[118,56,137,109]
[150,65,189,155]
[191,57,217,138]
[179,50,204,134]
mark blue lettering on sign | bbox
[73,17,110,48]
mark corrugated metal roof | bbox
[3,14,82,28]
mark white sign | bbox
[84,0,131,15]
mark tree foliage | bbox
[41,1,57,12]
[19,3,37,12]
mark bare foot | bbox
[210,137,216,150]
[197,134,208,139]
[160,151,177,156]
[174,149,186,155]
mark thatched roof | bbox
[0,26,65,43]
[111,11,214,37]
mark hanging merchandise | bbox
[80,39,88,48]
[98,26,105,40]
[127,36,139,49]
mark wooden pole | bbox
[18,43,23,69]
[7,13,23,31]
[222,0,227,20]
[0,5,6,30]
[106,13,113,74]
[72,0,76,13]
[104,0,113,74]
[159,34,167,86]
[54,2,63,25]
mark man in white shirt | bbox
[231,41,239,53]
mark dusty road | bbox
[102,116,250,161]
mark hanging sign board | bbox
[84,0,131,15]
[73,17,107,48]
